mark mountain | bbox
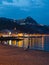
[0,17,18,30]
[24,16,38,25]
[16,16,38,25]
[0,17,49,34]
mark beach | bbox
[0,44,49,65]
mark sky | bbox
[0,0,49,25]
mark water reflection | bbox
[2,36,49,51]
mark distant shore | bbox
[0,44,49,65]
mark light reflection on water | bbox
[3,37,49,51]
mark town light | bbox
[9,32,11,35]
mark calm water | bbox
[3,37,49,52]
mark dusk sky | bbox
[0,0,49,25]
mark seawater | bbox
[3,37,49,52]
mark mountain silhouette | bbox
[0,17,49,34]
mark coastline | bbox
[0,44,49,65]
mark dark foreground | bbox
[0,44,49,65]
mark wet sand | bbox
[0,44,49,65]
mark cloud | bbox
[32,0,44,7]
[2,0,31,7]
[1,0,45,11]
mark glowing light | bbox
[9,32,11,35]
[9,40,12,45]
[18,41,23,47]
[12,40,16,46]
[18,33,23,36]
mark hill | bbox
[0,17,49,34]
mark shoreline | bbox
[0,44,49,65]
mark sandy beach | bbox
[0,44,49,65]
